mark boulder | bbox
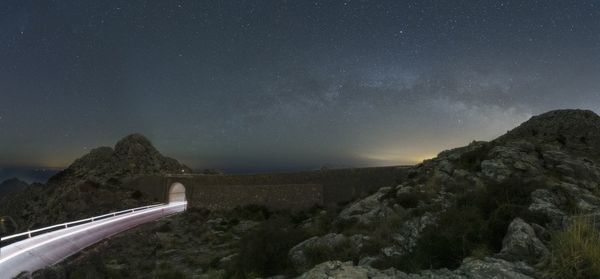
[390,212,437,256]
[339,187,394,225]
[297,257,539,279]
[498,218,549,263]
[437,159,454,175]
[217,253,238,270]
[295,261,406,279]
[451,257,538,279]
[289,233,365,272]
[528,189,568,229]
[480,143,542,183]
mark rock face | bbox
[0,134,192,231]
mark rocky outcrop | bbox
[498,218,549,263]
[297,257,539,279]
[289,233,366,272]
[385,212,437,257]
[480,141,542,183]
[303,110,600,278]
[338,187,395,226]
[296,261,404,279]
[497,109,600,155]
[449,257,539,279]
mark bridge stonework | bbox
[124,175,322,210]
[124,166,409,210]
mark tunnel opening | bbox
[168,182,186,203]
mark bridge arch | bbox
[168,182,186,203]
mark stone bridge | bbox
[125,166,410,210]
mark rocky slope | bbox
[23,109,600,279]
[0,134,192,233]
[293,109,600,278]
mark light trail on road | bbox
[0,202,186,278]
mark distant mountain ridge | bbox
[0,167,60,184]
[0,178,29,199]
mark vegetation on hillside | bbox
[546,216,600,279]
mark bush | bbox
[359,213,407,256]
[228,216,308,278]
[547,216,600,279]
[457,176,541,251]
[406,206,487,271]
[384,176,543,271]
[455,143,493,171]
[130,190,143,199]
[227,205,271,222]
[396,191,430,209]
[154,262,188,279]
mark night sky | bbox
[1,1,600,172]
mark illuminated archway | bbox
[168,182,186,203]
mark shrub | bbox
[547,216,600,279]
[470,245,491,260]
[455,143,493,171]
[227,205,271,222]
[154,262,188,279]
[228,216,307,278]
[396,191,430,209]
[458,176,541,251]
[130,190,143,199]
[359,213,407,256]
[156,221,172,232]
[386,176,543,271]
[406,206,487,271]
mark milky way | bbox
[1,1,599,172]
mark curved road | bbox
[0,202,187,278]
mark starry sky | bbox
[1,1,600,173]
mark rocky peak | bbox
[68,147,114,172]
[49,134,192,185]
[114,133,161,159]
[497,109,600,154]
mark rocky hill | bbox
[0,134,192,232]
[296,109,600,278]
[23,109,600,279]
[48,133,192,186]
